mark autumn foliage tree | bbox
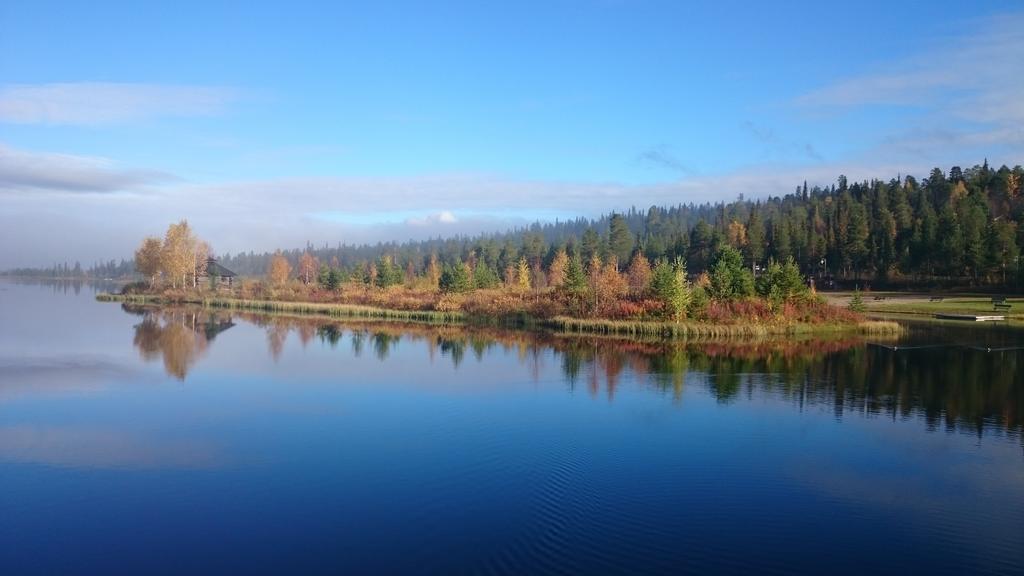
[192,240,210,288]
[594,257,628,315]
[161,220,198,289]
[626,251,652,297]
[298,252,318,285]
[426,254,441,290]
[587,254,603,309]
[134,237,163,287]
[726,219,747,249]
[548,248,568,288]
[516,256,531,292]
[268,253,292,287]
[133,221,211,290]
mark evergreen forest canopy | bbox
[216,162,1024,289]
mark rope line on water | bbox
[868,342,1024,352]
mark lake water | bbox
[1,279,1022,575]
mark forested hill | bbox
[216,162,1024,288]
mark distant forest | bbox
[1,259,134,280]
[7,162,1024,288]
[218,162,1024,289]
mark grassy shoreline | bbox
[547,316,902,337]
[96,292,903,338]
[96,292,464,324]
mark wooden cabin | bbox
[202,257,237,288]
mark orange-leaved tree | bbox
[134,237,163,288]
[548,248,568,288]
[298,252,318,285]
[268,253,292,287]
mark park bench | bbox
[872,296,886,301]
[994,302,1012,312]
[929,296,944,302]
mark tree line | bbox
[218,161,1024,290]
[1,259,134,279]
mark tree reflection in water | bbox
[126,305,234,380]
[124,305,1023,439]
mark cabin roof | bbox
[205,258,236,277]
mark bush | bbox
[119,281,149,295]
[688,285,709,319]
[704,298,774,323]
[848,289,866,312]
[612,300,646,319]
[435,293,464,313]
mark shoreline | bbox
[96,292,903,339]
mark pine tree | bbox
[709,245,754,300]
[650,257,690,321]
[745,210,765,272]
[563,251,587,296]
[772,220,792,262]
[848,288,866,312]
[440,260,472,293]
[608,213,634,266]
[580,228,601,262]
[937,205,964,276]
[375,255,403,288]
[473,265,501,289]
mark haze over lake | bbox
[0,279,1021,574]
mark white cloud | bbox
[0,142,173,193]
[0,82,238,125]
[172,161,928,224]
[407,210,458,226]
[796,13,1024,153]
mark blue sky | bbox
[1,0,1022,266]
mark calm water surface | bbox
[1,280,1022,575]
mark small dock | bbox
[934,313,1006,322]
